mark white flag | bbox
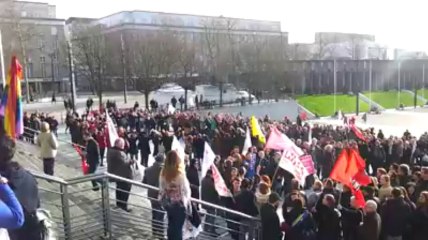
[147,140,155,167]
[168,104,176,114]
[211,164,232,197]
[171,136,186,173]
[279,147,309,186]
[201,142,215,179]
[106,110,118,147]
[282,133,304,156]
[242,127,252,156]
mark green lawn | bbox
[296,94,369,116]
[418,89,428,101]
[363,91,424,109]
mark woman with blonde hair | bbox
[159,150,191,240]
[37,122,58,175]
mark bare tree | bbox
[0,0,43,102]
[72,24,110,106]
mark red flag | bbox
[351,125,367,142]
[299,111,308,121]
[73,144,89,174]
[351,187,366,208]
[330,148,371,208]
[330,149,358,185]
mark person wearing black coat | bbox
[314,194,341,240]
[235,179,259,240]
[0,136,41,240]
[260,193,282,240]
[127,130,139,161]
[138,131,151,167]
[358,200,381,240]
[186,159,200,200]
[409,192,428,240]
[85,134,100,190]
[341,197,364,240]
[201,169,219,235]
[381,188,412,240]
[142,154,164,239]
[284,199,316,240]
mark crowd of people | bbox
[8,100,428,240]
[49,100,428,240]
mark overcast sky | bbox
[31,0,428,52]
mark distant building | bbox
[291,32,387,60]
[67,11,288,91]
[0,0,67,98]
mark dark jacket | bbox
[285,208,316,240]
[142,162,163,200]
[201,175,219,205]
[86,138,100,166]
[409,208,428,240]
[235,189,259,217]
[1,163,39,213]
[260,203,282,240]
[186,165,200,199]
[358,212,381,240]
[341,207,363,240]
[107,148,133,179]
[138,133,151,156]
[380,197,412,237]
[314,204,341,240]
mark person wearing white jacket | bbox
[37,122,59,175]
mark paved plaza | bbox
[311,107,428,137]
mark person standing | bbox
[159,151,191,240]
[37,122,58,176]
[143,154,165,239]
[138,130,151,167]
[409,191,428,240]
[260,193,282,240]
[95,127,107,166]
[107,138,134,212]
[358,200,381,240]
[235,179,259,240]
[381,188,412,240]
[314,194,341,240]
[171,96,177,109]
[201,169,219,236]
[85,134,100,190]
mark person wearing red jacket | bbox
[96,127,108,166]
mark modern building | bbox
[67,10,288,91]
[0,0,68,99]
[290,32,387,60]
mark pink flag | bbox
[265,127,304,156]
[211,164,232,197]
[300,155,316,175]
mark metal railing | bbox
[31,171,262,240]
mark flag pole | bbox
[333,59,337,114]
[0,29,6,88]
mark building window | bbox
[27,62,33,78]
[39,40,45,50]
[40,56,46,78]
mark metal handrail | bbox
[30,170,69,184]
[31,170,261,222]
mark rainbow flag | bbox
[0,56,23,138]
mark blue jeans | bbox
[166,204,186,240]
